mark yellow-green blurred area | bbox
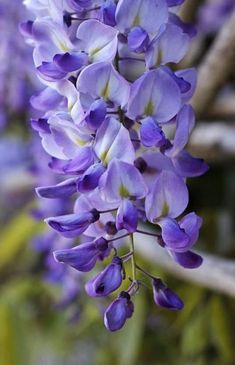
[1,0,235,364]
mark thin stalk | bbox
[136,264,156,280]
[136,229,160,237]
[130,234,137,283]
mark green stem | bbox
[130,234,137,284]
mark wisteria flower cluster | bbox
[22,0,208,332]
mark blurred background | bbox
[1,0,235,364]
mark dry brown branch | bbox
[192,10,235,117]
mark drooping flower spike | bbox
[23,0,208,332]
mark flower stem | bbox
[135,229,160,237]
[130,234,137,284]
[136,264,156,280]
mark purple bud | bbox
[158,217,190,252]
[46,210,100,238]
[116,199,138,233]
[67,0,92,10]
[36,178,77,199]
[53,52,88,72]
[104,291,134,331]
[54,238,109,272]
[140,117,166,147]
[127,26,150,53]
[31,118,50,134]
[55,147,94,175]
[171,250,203,269]
[167,0,185,6]
[134,157,148,173]
[30,87,63,112]
[105,221,118,235]
[85,99,107,130]
[37,62,67,82]
[85,257,123,297]
[19,21,34,37]
[100,0,117,26]
[77,163,106,193]
[153,278,184,310]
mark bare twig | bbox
[207,94,235,120]
[189,121,235,162]
[135,232,235,297]
[179,0,203,23]
[192,10,235,117]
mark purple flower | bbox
[99,159,148,203]
[116,199,138,233]
[145,170,189,222]
[104,291,134,331]
[54,237,109,272]
[116,0,168,35]
[153,278,184,310]
[77,163,106,193]
[127,67,182,123]
[140,117,167,147]
[127,26,150,53]
[100,0,117,26]
[146,23,190,68]
[36,178,77,199]
[77,62,130,108]
[46,209,100,238]
[76,19,118,63]
[85,257,123,297]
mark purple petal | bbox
[46,211,99,238]
[116,0,168,34]
[140,117,166,147]
[127,26,150,53]
[85,257,123,297]
[30,87,63,111]
[53,52,88,72]
[167,0,185,6]
[116,200,138,233]
[145,170,189,221]
[175,68,197,103]
[171,250,203,269]
[172,150,209,177]
[37,61,67,81]
[77,62,130,108]
[179,212,203,247]
[127,67,181,123]
[104,292,134,331]
[76,19,118,62]
[153,278,184,310]
[165,105,195,158]
[99,159,148,203]
[85,99,107,130]
[77,163,106,193]
[94,117,135,164]
[53,242,99,272]
[158,217,190,251]
[100,0,117,26]
[36,178,77,199]
[146,23,190,67]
